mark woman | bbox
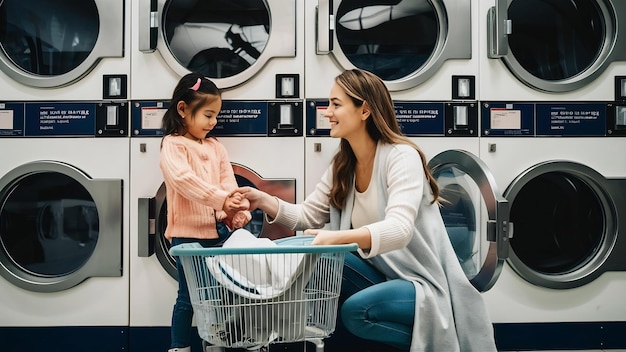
[237,69,496,351]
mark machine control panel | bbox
[0,101,128,137]
[481,101,625,137]
[306,100,478,137]
[131,100,303,137]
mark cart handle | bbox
[169,240,358,256]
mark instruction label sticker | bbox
[0,103,25,136]
[0,110,13,130]
[490,109,521,129]
[394,102,444,135]
[536,103,605,136]
[131,101,168,136]
[315,106,331,130]
[214,101,267,135]
[141,107,167,130]
[480,102,534,136]
[25,103,95,136]
[306,100,330,136]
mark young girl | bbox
[160,72,251,352]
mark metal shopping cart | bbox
[169,234,357,352]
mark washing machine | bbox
[0,102,130,351]
[0,0,129,101]
[479,102,626,349]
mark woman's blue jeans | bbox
[338,252,415,350]
[170,237,223,349]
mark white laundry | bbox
[206,229,312,299]
[202,229,319,348]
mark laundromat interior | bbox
[0,0,625,351]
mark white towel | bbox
[207,229,310,299]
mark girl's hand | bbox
[215,210,227,221]
[231,211,252,229]
[223,191,249,212]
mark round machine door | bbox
[0,161,123,292]
[504,161,625,289]
[138,0,295,89]
[0,0,124,88]
[487,0,626,92]
[428,150,511,292]
[141,163,296,280]
[316,0,471,91]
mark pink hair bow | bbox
[190,78,201,91]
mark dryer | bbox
[479,102,626,350]
[131,0,304,101]
[304,0,480,196]
[0,102,130,351]
[0,0,129,101]
[480,0,626,100]
[306,0,478,99]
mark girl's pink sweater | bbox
[160,135,249,240]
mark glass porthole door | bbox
[0,0,124,88]
[487,0,626,92]
[316,0,472,91]
[138,0,296,89]
[428,150,511,292]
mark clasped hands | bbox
[219,191,251,229]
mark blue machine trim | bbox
[128,326,204,352]
[2,322,624,351]
[494,322,626,351]
[0,326,129,351]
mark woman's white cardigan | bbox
[270,142,497,352]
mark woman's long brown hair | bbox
[329,69,440,209]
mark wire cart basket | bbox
[169,235,357,352]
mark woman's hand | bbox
[236,186,279,220]
[235,186,263,211]
[305,228,372,249]
[305,229,339,245]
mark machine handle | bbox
[487,0,511,58]
[316,0,333,54]
[138,0,158,52]
[137,197,155,257]
[487,198,513,260]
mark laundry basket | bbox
[169,234,357,352]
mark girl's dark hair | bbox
[161,72,221,136]
[329,69,440,208]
